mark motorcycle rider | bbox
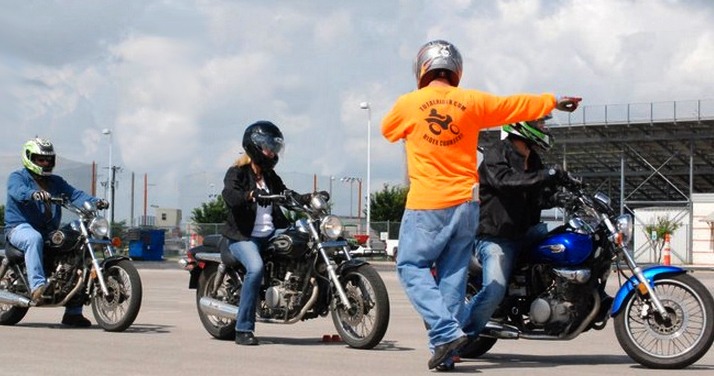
[381,39,581,370]
[4,137,109,327]
[457,116,571,361]
[221,121,290,346]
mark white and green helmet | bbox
[502,116,554,151]
[22,137,56,176]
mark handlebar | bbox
[256,190,330,210]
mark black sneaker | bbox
[235,331,259,346]
[61,314,92,328]
[435,362,455,372]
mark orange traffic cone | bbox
[662,233,671,266]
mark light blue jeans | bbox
[462,223,548,337]
[228,236,270,333]
[8,223,83,315]
[8,223,46,291]
[396,202,478,348]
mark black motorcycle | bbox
[180,190,390,349]
[459,183,714,369]
[0,197,143,331]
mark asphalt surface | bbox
[1,259,713,375]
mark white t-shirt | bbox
[251,180,275,237]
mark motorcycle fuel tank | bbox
[529,231,594,266]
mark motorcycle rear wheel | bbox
[91,259,143,332]
[614,273,714,369]
[331,264,390,349]
[196,263,238,340]
[0,269,29,326]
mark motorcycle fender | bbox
[610,265,687,316]
[101,255,133,269]
[336,258,369,276]
[188,266,204,289]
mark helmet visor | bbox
[251,133,284,157]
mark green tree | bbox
[0,204,4,227]
[370,184,408,222]
[643,215,682,263]
[191,195,228,236]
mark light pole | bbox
[360,101,372,247]
[341,176,361,219]
[328,176,335,213]
[101,128,113,236]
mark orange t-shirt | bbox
[381,86,556,210]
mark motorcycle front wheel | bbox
[331,264,390,349]
[91,259,143,332]
[196,263,238,340]
[614,273,714,369]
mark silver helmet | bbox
[413,40,463,89]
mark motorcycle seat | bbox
[1,238,26,265]
[217,237,241,268]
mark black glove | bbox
[96,199,110,210]
[555,96,582,112]
[562,172,582,188]
[32,190,51,202]
[315,190,330,201]
[250,188,271,207]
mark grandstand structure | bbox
[480,99,714,264]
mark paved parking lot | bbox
[1,261,713,375]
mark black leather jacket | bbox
[477,138,557,239]
[221,164,289,241]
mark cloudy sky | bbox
[1,0,712,223]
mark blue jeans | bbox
[8,223,46,291]
[8,223,82,315]
[228,236,270,333]
[396,202,478,348]
[462,223,548,337]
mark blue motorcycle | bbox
[460,185,714,369]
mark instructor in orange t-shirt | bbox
[381,39,581,371]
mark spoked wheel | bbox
[0,268,29,326]
[196,263,240,340]
[331,264,390,349]
[614,273,714,369]
[91,259,143,332]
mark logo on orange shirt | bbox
[426,109,460,136]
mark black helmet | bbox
[413,40,463,89]
[242,121,284,171]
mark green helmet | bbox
[22,137,56,176]
[502,116,554,151]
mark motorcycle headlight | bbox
[89,217,110,237]
[616,214,633,246]
[320,215,343,240]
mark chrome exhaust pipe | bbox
[199,279,320,324]
[0,290,32,307]
[199,297,238,321]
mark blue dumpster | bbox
[128,229,165,261]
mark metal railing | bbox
[549,99,714,127]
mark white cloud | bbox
[2,0,713,221]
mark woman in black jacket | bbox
[221,121,290,346]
